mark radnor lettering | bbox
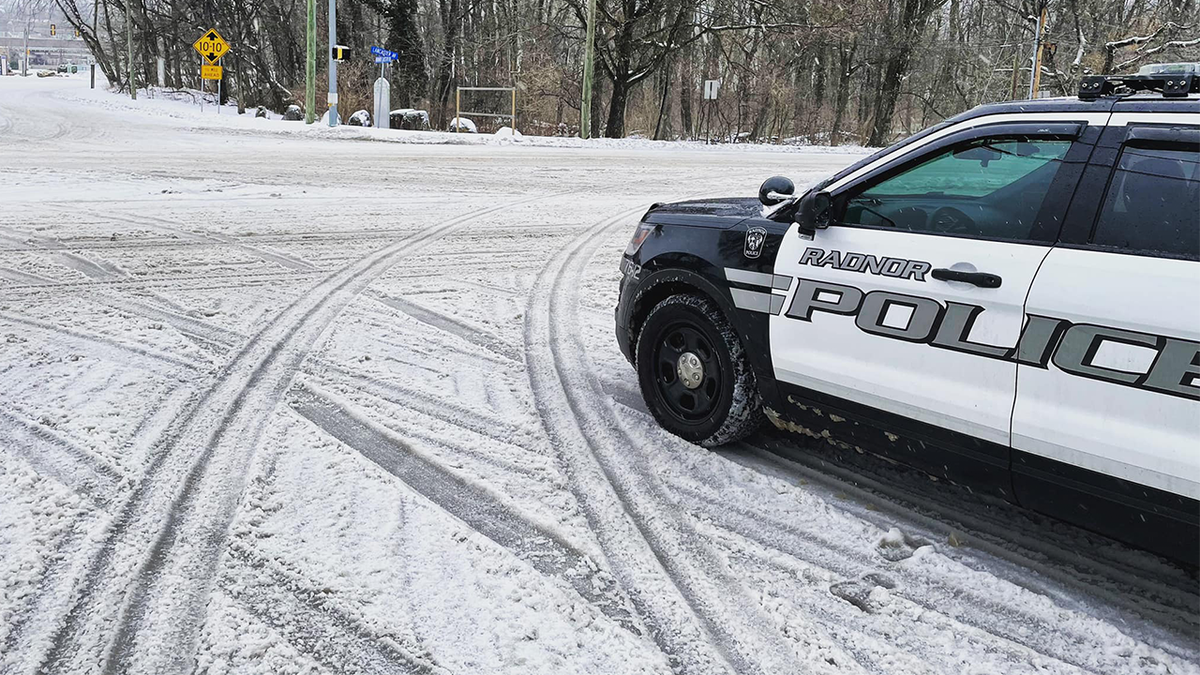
[799,246,932,282]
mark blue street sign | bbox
[370,46,398,59]
[374,56,397,63]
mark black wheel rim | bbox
[652,322,722,423]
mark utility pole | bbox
[305,0,316,123]
[327,0,337,126]
[579,0,597,139]
[1027,4,1047,100]
[1009,45,1021,100]
[124,0,135,99]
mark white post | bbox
[373,75,389,129]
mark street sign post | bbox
[193,29,232,114]
[702,79,720,143]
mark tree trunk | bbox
[830,42,856,146]
[679,54,693,139]
[867,46,912,146]
[605,75,629,138]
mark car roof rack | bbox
[1079,73,1198,100]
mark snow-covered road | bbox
[1,75,1196,675]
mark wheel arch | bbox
[625,259,780,412]
[626,262,738,350]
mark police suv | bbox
[615,73,1200,564]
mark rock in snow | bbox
[448,116,477,133]
[389,109,430,130]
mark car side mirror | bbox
[796,190,832,237]
[759,175,795,206]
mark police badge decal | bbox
[744,227,767,259]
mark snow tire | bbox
[635,293,762,446]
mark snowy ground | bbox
[1,74,1197,675]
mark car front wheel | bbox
[635,294,762,446]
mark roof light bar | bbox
[1079,74,1198,101]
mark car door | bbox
[769,116,1106,489]
[1011,117,1200,559]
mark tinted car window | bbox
[841,138,1072,241]
[1092,144,1200,260]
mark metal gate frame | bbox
[454,86,517,135]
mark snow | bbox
[1,73,1198,675]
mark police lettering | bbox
[784,279,1200,401]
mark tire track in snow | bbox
[674,482,1128,674]
[0,266,57,285]
[0,226,126,280]
[33,196,550,675]
[608,385,1196,672]
[523,205,802,675]
[0,408,124,508]
[608,371,1199,646]
[0,310,203,372]
[0,385,196,674]
[95,295,247,354]
[290,382,639,632]
[317,361,526,436]
[304,368,551,480]
[0,268,321,292]
[87,210,320,272]
[729,439,1200,652]
[213,449,444,674]
[221,537,448,675]
[366,289,522,362]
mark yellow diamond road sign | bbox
[193,28,230,65]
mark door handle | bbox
[931,268,1002,288]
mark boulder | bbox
[389,109,430,130]
[388,108,412,129]
[348,109,371,127]
[254,105,269,118]
[282,104,303,121]
[448,116,477,133]
[404,109,430,130]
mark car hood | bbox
[643,197,761,228]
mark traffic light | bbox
[331,45,349,61]
[50,23,56,36]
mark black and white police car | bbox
[615,73,1200,564]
